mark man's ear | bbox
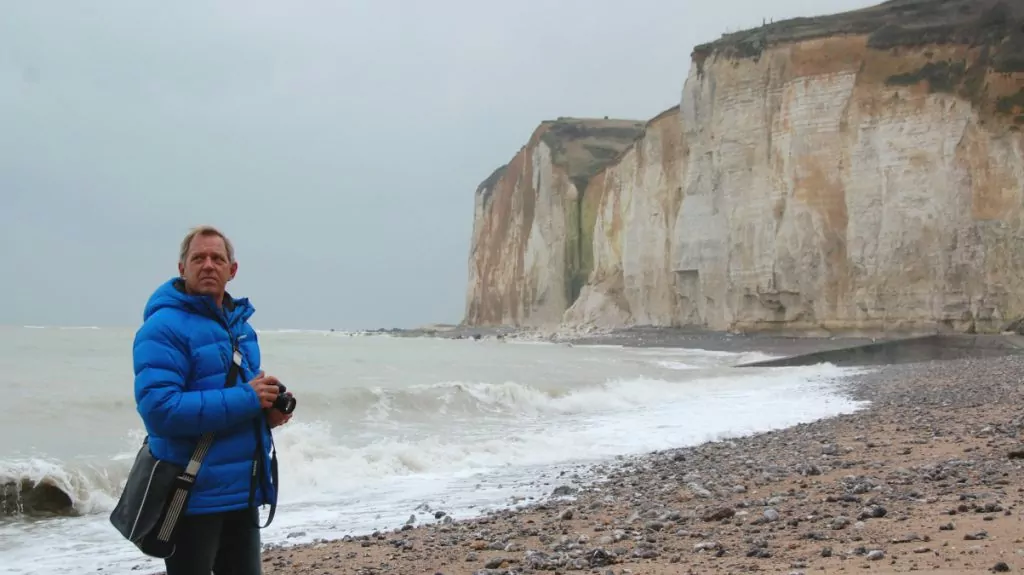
[178,262,185,277]
[229,261,238,281]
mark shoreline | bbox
[369,324,885,354]
[241,348,1024,575]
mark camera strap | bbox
[247,426,278,529]
[243,343,278,529]
[153,341,241,543]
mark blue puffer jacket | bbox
[132,277,277,515]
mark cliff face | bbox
[464,118,646,326]
[564,107,687,327]
[466,0,1024,334]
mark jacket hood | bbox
[143,277,255,326]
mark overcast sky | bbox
[0,0,877,330]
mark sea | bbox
[0,325,868,574]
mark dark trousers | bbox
[164,507,262,575]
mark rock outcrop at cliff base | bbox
[465,0,1024,335]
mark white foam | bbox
[0,337,867,575]
[255,328,358,336]
[3,364,863,514]
[309,362,814,420]
[503,338,559,346]
[0,457,126,516]
[655,360,700,370]
[17,325,101,330]
[218,364,867,506]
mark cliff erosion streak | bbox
[465,0,1024,335]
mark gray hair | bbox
[179,225,235,264]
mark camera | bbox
[272,382,297,414]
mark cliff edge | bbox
[465,0,1024,335]
[465,118,645,326]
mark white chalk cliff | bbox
[466,0,1024,335]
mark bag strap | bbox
[154,342,242,543]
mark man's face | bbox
[178,233,237,298]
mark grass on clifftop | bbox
[475,118,644,207]
[538,118,645,185]
[692,0,1024,72]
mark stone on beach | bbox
[249,351,1024,575]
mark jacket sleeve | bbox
[133,313,262,437]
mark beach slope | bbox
[258,353,1024,574]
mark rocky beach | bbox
[250,344,1024,575]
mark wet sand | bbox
[251,340,1024,575]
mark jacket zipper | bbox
[209,301,263,504]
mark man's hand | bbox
[249,371,280,409]
[268,408,292,429]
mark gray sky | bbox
[0,0,877,330]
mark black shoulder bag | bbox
[109,345,243,559]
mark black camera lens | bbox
[271,383,296,414]
[273,393,296,414]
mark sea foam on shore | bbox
[258,354,1024,575]
[0,327,868,575]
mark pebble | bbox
[252,352,1024,575]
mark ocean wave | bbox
[0,362,864,520]
[255,328,363,337]
[307,363,845,420]
[0,458,128,518]
[305,378,661,420]
[629,347,779,364]
[17,325,102,330]
[655,360,700,370]
[261,364,868,504]
[253,328,445,338]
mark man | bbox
[132,225,292,574]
